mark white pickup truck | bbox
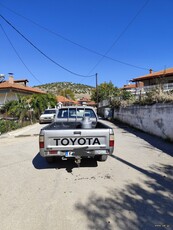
[39,106,114,165]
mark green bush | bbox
[0,120,21,134]
[137,88,173,105]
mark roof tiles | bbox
[0,81,45,94]
[131,67,173,82]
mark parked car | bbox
[39,108,57,124]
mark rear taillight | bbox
[109,134,114,147]
[49,150,57,154]
[39,135,44,148]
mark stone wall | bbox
[113,104,173,141]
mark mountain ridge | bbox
[34,82,95,99]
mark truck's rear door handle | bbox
[74,131,81,135]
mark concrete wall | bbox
[113,104,173,141]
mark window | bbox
[57,108,96,119]
[57,109,68,118]
[44,109,56,114]
[84,109,96,118]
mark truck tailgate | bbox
[43,129,109,151]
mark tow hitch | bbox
[62,147,89,167]
[74,156,82,167]
[73,147,88,167]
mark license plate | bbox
[65,151,74,157]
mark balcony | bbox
[133,83,173,95]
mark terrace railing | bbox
[133,83,173,95]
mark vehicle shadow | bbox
[113,120,173,157]
[75,156,173,230]
[32,153,98,173]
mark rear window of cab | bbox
[57,108,96,118]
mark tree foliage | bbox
[91,81,120,102]
[59,89,75,100]
[0,120,21,134]
[136,86,173,105]
[1,93,57,123]
[30,93,57,119]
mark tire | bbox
[96,155,108,162]
[46,157,54,163]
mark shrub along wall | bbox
[113,103,173,141]
[0,120,21,134]
[0,120,32,135]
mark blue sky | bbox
[0,0,173,88]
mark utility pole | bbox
[96,73,99,114]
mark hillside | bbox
[34,82,95,99]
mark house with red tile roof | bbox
[0,75,45,107]
[130,68,173,92]
[56,95,78,106]
[122,82,144,95]
[78,97,96,107]
[56,95,96,107]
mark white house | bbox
[0,75,45,107]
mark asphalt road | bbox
[0,121,173,230]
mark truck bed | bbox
[41,120,110,130]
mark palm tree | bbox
[30,93,57,120]
[1,93,57,124]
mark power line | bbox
[0,24,43,84]
[88,0,150,74]
[0,14,95,78]
[0,2,149,71]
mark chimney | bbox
[149,69,153,74]
[8,73,14,84]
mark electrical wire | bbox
[88,0,150,74]
[0,2,149,71]
[0,14,95,78]
[0,24,43,84]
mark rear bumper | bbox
[40,148,110,158]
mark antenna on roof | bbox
[0,74,5,83]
